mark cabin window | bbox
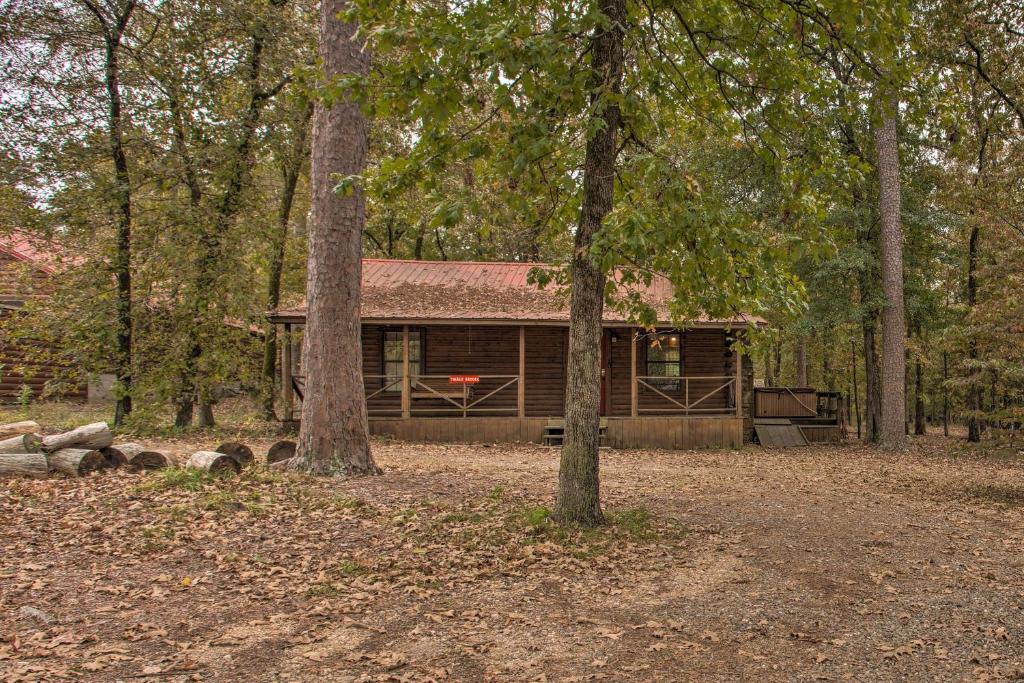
[646,332,682,390]
[383,329,423,392]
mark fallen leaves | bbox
[0,436,1022,682]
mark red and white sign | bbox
[448,375,480,385]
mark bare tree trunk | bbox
[876,90,907,449]
[794,338,808,387]
[413,220,426,260]
[914,326,925,435]
[262,104,313,420]
[80,1,138,426]
[555,0,625,527]
[289,0,378,476]
[862,317,882,442]
[851,339,861,440]
[942,350,949,436]
[772,341,782,387]
[966,224,982,442]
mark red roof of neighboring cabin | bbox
[270,259,764,327]
[0,230,60,275]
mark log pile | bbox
[0,419,264,480]
[0,420,171,479]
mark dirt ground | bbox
[2,433,1024,682]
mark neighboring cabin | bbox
[0,231,87,403]
[269,259,760,449]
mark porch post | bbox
[282,323,293,422]
[735,345,743,418]
[518,326,526,418]
[401,325,411,419]
[630,329,638,418]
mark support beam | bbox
[518,326,526,418]
[282,323,293,421]
[630,329,638,418]
[735,346,743,418]
[401,325,411,419]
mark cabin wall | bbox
[0,252,85,403]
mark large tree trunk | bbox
[263,104,313,420]
[876,91,907,449]
[555,0,625,527]
[289,0,378,476]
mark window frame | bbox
[645,331,683,391]
[381,328,425,393]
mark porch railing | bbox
[364,374,520,417]
[635,375,736,415]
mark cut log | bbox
[0,453,48,479]
[99,446,128,469]
[0,434,42,454]
[0,420,41,439]
[109,443,171,471]
[186,451,241,475]
[268,457,292,472]
[266,440,296,465]
[47,448,106,477]
[216,442,254,468]
[42,422,113,452]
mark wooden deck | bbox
[368,416,743,450]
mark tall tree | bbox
[876,90,907,448]
[262,101,312,420]
[80,0,138,426]
[289,0,378,475]
[555,0,625,526]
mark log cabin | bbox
[269,259,766,449]
[0,231,86,403]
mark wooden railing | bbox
[363,374,520,417]
[635,375,736,415]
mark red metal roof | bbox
[0,230,61,275]
[271,259,764,327]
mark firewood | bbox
[266,440,296,465]
[186,451,241,475]
[47,448,106,477]
[0,453,48,479]
[108,443,172,471]
[41,422,113,452]
[99,446,127,469]
[216,442,254,468]
[0,434,42,454]
[0,421,40,439]
[268,457,292,472]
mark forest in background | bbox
[0,0,1022,444]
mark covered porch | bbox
[274,321,753,449]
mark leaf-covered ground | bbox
[2,434,1024,682]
